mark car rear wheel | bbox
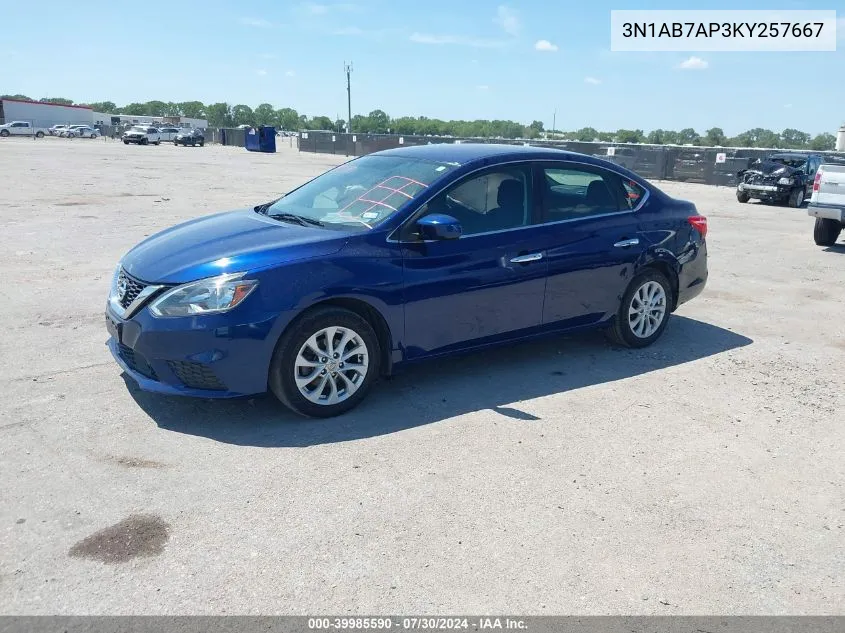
[269,307,380,418]
[813,217,842,246]
[736,190,750,203]
[607,270,673,348]
[0,130,9,137]
[35,131,44,138]
[788,187,804,208]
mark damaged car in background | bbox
[736,152,822,208]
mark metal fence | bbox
[297,132,845,187]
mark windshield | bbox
[263,155,454,229]
[129,126,146,133]
[770,157,806,169]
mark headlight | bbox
[148,272,258,317]
[778,177,793,185]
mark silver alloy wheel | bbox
[294,326,369,405]
[628,280,667,339]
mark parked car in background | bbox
[66,125,100,139]
[158,127,182,142]
[174,128,204,146]
[105,144,708,418]
[808,161,845,246]
[0,121,46,137]
[736,152,822,208]
[49,124,69,136]
[123,126,161,145]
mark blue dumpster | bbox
[245,126,276,153]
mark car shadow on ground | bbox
[822,244,845,253]
[124,315,752,447]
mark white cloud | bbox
[302,2,358,14]
[677,56,708,70]
[534,39,558,52]
[285,70,296,77]
[410,32,506,48]
[784,103,793,109]
[584,76,602,85]
[256,69,268,76]
[494,5,520,36]
[239,17,273,27]
[476,85,490,91]
[259,53,278,59]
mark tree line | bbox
[2,95,837,150]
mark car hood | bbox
[743,160,801,177]
[121,209,349,284]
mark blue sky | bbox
[2,0,843,134]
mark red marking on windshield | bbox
[338,176,429,216]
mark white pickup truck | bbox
[809,162,845,246]
[0,121,47,138]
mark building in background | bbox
[0,98,93,127]
[837,125,845,152]
[110,114,208,129]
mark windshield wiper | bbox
[267,212,324,227]
[254,197,281,214]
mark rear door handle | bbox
[613,238,639,248]
[509,252,543,264]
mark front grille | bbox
[118,269,147,309]
[118,343,158,380]
[747,174,777,186]
[167,361,227,391]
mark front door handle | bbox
[613,238,639,248]
[509,252,544,264]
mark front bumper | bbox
[808,203,845,223]
[105,301,290,398]
[737,182,790,198]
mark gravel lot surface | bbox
[1,137,842,614]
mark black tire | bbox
[199,141,204,147]
[736,190,750,203]
[141,138,148,145]
[607,270,673,349]
[154,140,160,145]
[123,140,129,145]
[813,217,842,246]
[35,131,44,138]
[0,130,9,137]
[269,307,381,418]
[788,187,805,208]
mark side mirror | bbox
[417,214,462,240]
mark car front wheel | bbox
[269,307,380,418]
[788,187,804,208]
[607,270,673,348]
[736,190,750,203]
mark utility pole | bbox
[344,61,353,134]
[552,109,556,136]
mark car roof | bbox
[375,142,611,167]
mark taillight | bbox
[813,171,822,192]
[688,215,708,239]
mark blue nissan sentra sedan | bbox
[106,144,708,417]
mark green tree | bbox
[306,115,334,130]
[574,127,598,142]
[178,101,207,119]
[677,128,701,145]
[275,108,299,131]
[122,102,148,116]
[206,102,233,127]
[254,103,276,126]
[367,109,390,133]
[780,128,811,149]
[810,133,835,151]
[596,131,615,142]
[1,94,32,100]
[231,104,254,126]
[83,101,117,113]
[39,97,73,105]
[702,127,726,146]
[646,129,667,144]
[616,129,644,143]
